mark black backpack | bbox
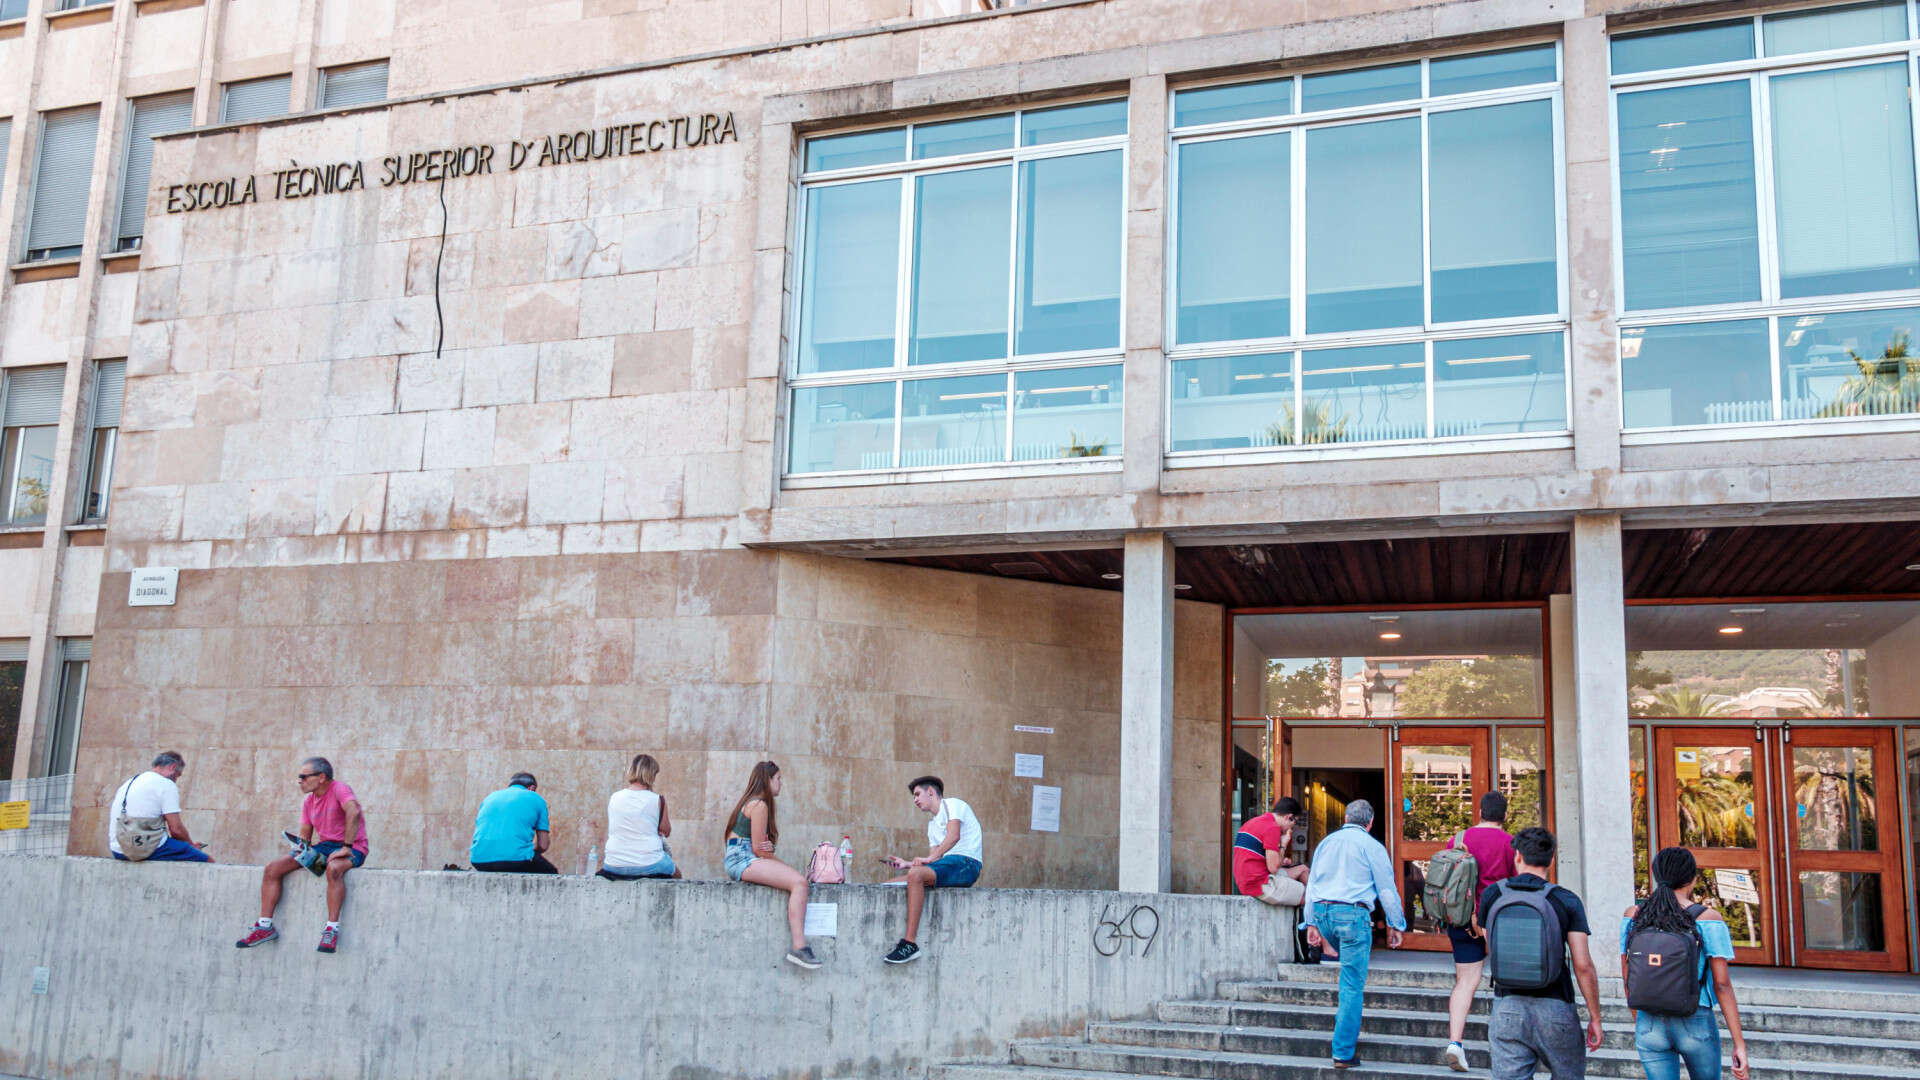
[1484,878,1567,991]
[1624,903,1708,1017]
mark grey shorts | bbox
[1489,994,1586,1080]
[723,837,755,882]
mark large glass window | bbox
[1613,5,1920,430]
[1,365,63,527]
[1169,44,1566,455]
[789,103,1126,476]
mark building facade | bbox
[3,0,1918,972]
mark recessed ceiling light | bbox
[1718,626,1744,635]
[1729,606,1766,615]
[1174,583,1192,591]
[1907,563,1920,572]
[1378,631,1403,641]
[1100,572,1121,580]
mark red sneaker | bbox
[317,925,339,953]
[235,924,278,948]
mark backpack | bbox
[1423,832,1480,928]
[1484,878,1567,991]
[1624,903,1708,1017]
[111,775,170,862]
[805,841,844,884]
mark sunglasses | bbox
[296,772,321,781]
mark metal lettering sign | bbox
[128,567,179,607]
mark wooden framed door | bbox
[1778,727,1909,972]
[1654,727,1776,965]
[1389,726,1492,951]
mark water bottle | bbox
[838,835,853,882]
[583,844,599,876]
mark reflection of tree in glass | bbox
[1263,400,1349,446]
[1403,779,1473,842]
[1504,769,1544,831]
[1696,868,1761,949]
[1266,659,1335,717]
[1678,771,1757,848]
[1817,331,1919,419]
[1631,764,1650,895]
[1395,657,1537,717]
[1794,751,1875,851]
[1640,686,1731,718]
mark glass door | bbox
[1781,727,1908,972]
[1654,727,1775,964]
[1390,726,1492,951]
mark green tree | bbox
[1639,686,1730,718]
[1265,659,1333,716]
[1628,651,1673,696]
[1817,332,1919,419]
[1394,657,1537,717]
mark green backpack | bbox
[1424,832,1480,929]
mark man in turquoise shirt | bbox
[469,772,556,874]
[1301,800,1406,1069]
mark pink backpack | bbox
[806,841,844,883]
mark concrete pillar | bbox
[1563,16,1622,476]
[1122,75,1168,499]
[1119,530,1175,893]
[1571,515,1632,963]
[1548,594,1582,890]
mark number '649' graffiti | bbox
[1093,902,1160,957]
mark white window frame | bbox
[1163,42,1573,464]
[1609,0,1920,437]
[785,96,1131,485]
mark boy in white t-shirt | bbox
[880,775,983,965]
[107,751,211,862]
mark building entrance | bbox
[1651,724,1909,972]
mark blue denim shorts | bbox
[306,841,366,876]
[599,853,676,880]
[723,837,755,881]
[928,854,981,888]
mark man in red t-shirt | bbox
[235,756,370,955]
[1440,791,1516,1071]
[1234,796,1309,908]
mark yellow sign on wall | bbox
[0,801,29,830]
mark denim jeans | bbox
[1314,901,1375,1061]
[1635,1005,1722,1080]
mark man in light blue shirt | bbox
[469,772,555,874]
[1301,800,1406,1068]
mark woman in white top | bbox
[599,754,679,879]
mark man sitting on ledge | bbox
[469,771,557,875]
[880,775,984,966]
[235,756,367,955]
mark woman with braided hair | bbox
[1619,847,1750,1080]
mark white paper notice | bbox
[1013,725,1054,735]
[803,902,838,937]
[1014,753,1044,778]
[1030,785,1062,833]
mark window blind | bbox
[62,638,90,662]
[118,92,192,245]
[320,61,389,109]
[4,366,66,427]
[27,107,100,256]
[92,359,124,428]
[0,640,26,663]
[221,75,291,124]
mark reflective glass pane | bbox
[1611,20,1755,75]
[1301,342,1426,443]
[900,373,1007,467]
[1429,45,1558,96]
[1499,728,1547,831]
[45,660,85,777]
[1429,100,1559,322]
[1800,871,1885,951]
[1306,118,1422,332]
[1618,82,1762,311]
[1017,151,1122,354]
[910,166,1011,366]
[1012,364,1121,460]
[0,660,22,779]
[1021,100,1127,145]
[1794,746,1878,851]
[1433,332,1566,435]
[797,180,901,374]
[1620,319,1771,428]
[1302,62,1421,111]
[1405,859,1445,932]
[1698,867,1765,948]
[1631,727,1650,894]
[1174,79,1292,127]
[1772,63,1920,299]
[1169,352,1296,450]
[1673,744,1758,848]
[1230,723,1273,829]
[912,114,1014,159]
[1401,744,1475,841]
[788,383,896,473]
[805,127,906,172]
[1764,0,1908,56]
[2,425,56,526]
[1779,306,1920,420]
[1176,133,1289,344]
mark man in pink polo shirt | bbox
[235,756,369,955]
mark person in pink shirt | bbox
[1441,791,1517,1070]
[235,757,369,955]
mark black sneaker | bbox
[883,939,921,965]
[785,946,821,970]
[1332,1058,1359,1070]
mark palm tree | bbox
[1816,332,1920,418]
[1639,686,1731,718]
[1677,773,1757,848]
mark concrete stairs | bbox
[934,961,1920,1080]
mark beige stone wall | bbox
[74,551,1224,890]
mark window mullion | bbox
[1769,314,1784,421]
[1420,107,1434,331]
[1005,156,1021,360]
[1752,73,1780,305]
[1004,371,1016,463]
[1425,339,1437,439]
[895,175,914,370]
[891,380,904,470]
[1291,127,1306,340]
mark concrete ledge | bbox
[0,856,1293,1079]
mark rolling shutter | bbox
[221,75,290,124]
[320,61,388,109]
[62,639,90,662]
[118,92,192,245]
[4,366,65,427]
[0,640,26,663]
[92,359,124,429]
[27,107,100,256]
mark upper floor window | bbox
[26,106,98,262]
[117,92,192,253]
[0,0,25,19]
[787,100,1127,477]
[1613,1,1920,430]
[0,365,63,527]
[56,0,113,9]
[318,60,389,108]
[81,358,121,523]
[1167,45,1568,453]
[221,74,291,124]
[0,118,12,191]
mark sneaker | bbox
[883,939,921,965]
[317,925,339,954]
[785,945,821,969]
[1445,1042,1469,1072]
[234,924,278,948]
[1332,1058,1359,1070]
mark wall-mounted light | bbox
[1100,572,1121,581]
[1718,626,1744,636]
[1378,631,1402,641]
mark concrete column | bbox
[1121,75,1167,499]
[1571,515,1632,964]
[1548,593,1582,890]
[1118,530,1175,893]
[1563,16,1622,476]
